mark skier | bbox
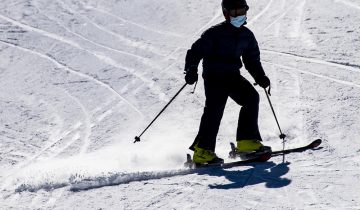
[184,0,271,164]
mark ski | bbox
[228,139,322,159]
[270,139,322,157]
[184,153,271,169]
[184,139,322,169]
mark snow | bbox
[1,0,360,209]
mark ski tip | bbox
[310,139,322,148]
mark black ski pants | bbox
[190,74,262,152]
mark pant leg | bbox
[229,75,262,141]
[189,80,228,152]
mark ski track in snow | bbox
[334,0,360,10]
[262,0,301,32]
[69,170,194,192]
[262,49,360,74]
[57,88,92,155]
[264,61,360,88]
[32,1,160,68]
[81,4,186,38]
[247,0,275,26]
[58,0,179,103]
[0,38,141,194]
[55,0,167,57]
[262,48,360,89]
[0,7,169,104]
[0,39,143,117]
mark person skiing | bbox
[184,0,271,164]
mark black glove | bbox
[256,75,270,88]
[184,67,198,85]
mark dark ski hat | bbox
[221,0,249,11]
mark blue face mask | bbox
[230,15,247,28]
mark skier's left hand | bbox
[184,66,198,85]
[256,75,270,88]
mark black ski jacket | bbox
[185,21,265,80]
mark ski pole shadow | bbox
[197,161,292,189]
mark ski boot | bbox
[193,145,224,166]
[229,140,271,161]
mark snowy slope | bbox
[1,0,360,209]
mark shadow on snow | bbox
[197,161,292,189]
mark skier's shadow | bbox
[197,161,291,189]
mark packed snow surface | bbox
[1,0,360,209]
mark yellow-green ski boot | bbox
[234,140,271,160]
[193,145,224,165]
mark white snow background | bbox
[1,0,360,209]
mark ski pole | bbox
[191,81,198,94]
[263,88,287,162]
[264,88,286,139]
[134,83,187,143]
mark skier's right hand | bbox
[256,75,270,89]
[184,67,198,85]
